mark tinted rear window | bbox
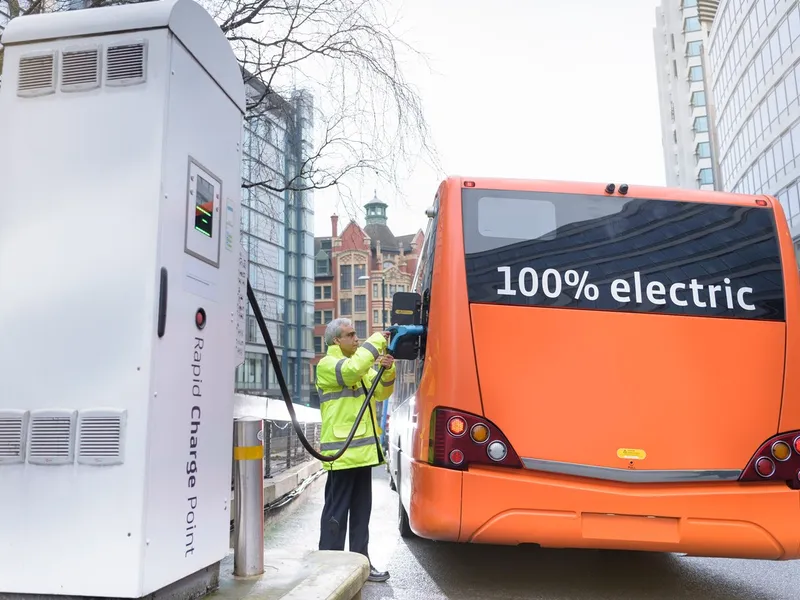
[462,189,786,321]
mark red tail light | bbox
[739,430,800,488]
[429,407,522,470]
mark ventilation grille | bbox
[106,43,146,85]
[77,410,126,466]
[17,52,56,97]
[0,411,28,465]
[28,410,76,465]
[61,48,100,91]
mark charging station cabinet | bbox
[0,0,245,597]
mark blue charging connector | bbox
[387,324,425,354]
[378,324,425,448]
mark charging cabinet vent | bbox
[17,51,57,97]
[27,410,77,465]
[77,409,127,466]
[61,47,101,91]
[106,42,146,86]
[0,410,28,465]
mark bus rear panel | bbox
[460,188,785,476]
[399,178,800,560]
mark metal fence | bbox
[262,420,321,478]
[231,419,321,487]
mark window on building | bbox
[354,294,367,313]
[686,40,702,56]
[683,0,697,8]
[314,286,322,300]
[314,336,323,354]
[285,357,297,390]
[354,264,366,286]
[355,320,367,339]
[685,16,701,32]
[694,116,709,132]
[689,65,704,81]
[691,91,706,106]
[795,238,800,268]
[324,310,333,322]
[340,298,352,315]
[323,285,332,299]
[315,258,329,275]
[699,168,714,185]
[696,141,711,158]
[340,264,352,290]
[373,309,380,323]
[236,352,264,390]
[373,283,380,297]
[779,189,791,217]
[314,310,322,325]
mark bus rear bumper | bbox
[409,461,800,559]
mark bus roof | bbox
[443,176,774,209]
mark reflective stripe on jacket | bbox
[315,332,397,471]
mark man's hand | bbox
[378,354,394,369]
[381,330,391,343]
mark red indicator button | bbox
[195,308,206,330]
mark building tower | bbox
[364,191,389,227]
[653,0,721,190]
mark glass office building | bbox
[237,76,316,405]
[709,0,800,252]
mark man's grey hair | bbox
[324,318,353,347]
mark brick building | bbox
[310,193,424,401]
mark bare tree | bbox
[1,0,442,221]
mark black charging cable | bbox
[246,280,389,462]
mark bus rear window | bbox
[462,189,785,321]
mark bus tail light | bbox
[739,430,800,488]
[429,407,522,470]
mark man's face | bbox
[335,324,359,357]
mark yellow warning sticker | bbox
[395,309,414,315]
[617,448,647,460]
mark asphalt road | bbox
[265,466,799,600]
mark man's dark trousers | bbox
[318,465,373,558]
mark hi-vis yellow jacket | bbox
[315,332,397,471]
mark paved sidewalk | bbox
[209,468,369,600]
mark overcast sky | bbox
[312,0,667,239]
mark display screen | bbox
[195,175,214,237]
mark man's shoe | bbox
[368,566,390,582]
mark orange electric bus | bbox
[385,176,800,560]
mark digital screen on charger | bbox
[195,175,214,237]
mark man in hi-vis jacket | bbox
[315,317,396,583]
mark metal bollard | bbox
[233,417,265,577]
